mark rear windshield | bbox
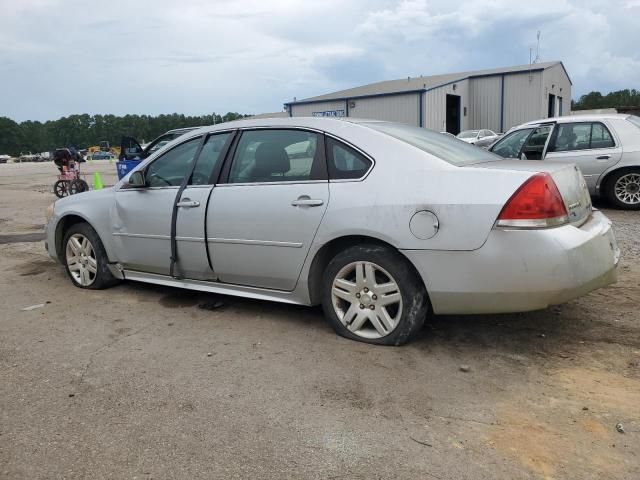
[627,115,640,130]
[365,123,500,166]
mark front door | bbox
[208,129,329,291]
[544,121,622,191]
[113,132,232,279]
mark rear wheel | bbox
[321,244,429,346]
[606,170,640,210]
[63,223,118,289]
[68,179,89,195]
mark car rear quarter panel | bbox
[313,139,533,252]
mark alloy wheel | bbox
[331,261,403,339]
[65,233,97,286]
[614,173,640,205]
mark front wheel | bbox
[605,170,640,210]
[321,244,429,346]
[54,180,68,198]
[63,223,119,289]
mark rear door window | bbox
[549,122,615,152]
[326,137,373,180]
[227,129,325,183]
[590,123,615,149]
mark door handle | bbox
[176,200,200,208]
[596,155,611,160]
[291,197,324,207]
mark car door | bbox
[113,132,232,279]
[207,128,329,291]
[543,121,622,191]
[120,136,144,161]
[489,128,535,158]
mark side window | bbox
[550,123,591,152]
[145,137,200,187]
[490,129,533,158]
[590,123,615,149]
[227,129,323,183]
[190,133,231,185]
[326,137,372,180]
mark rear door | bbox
[207,128,328,291]
[543,121,622,191]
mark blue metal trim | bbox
[418,91,424,127]
[345,99,349,117]
[284,89,426,106]
[500,74,505,133]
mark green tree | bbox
[573,89,640,110]
[0,111,252,155]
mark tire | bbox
[321,244,429,346]
[605,169,640,210]
[54,180,68,198]
[68,179,89,195]
[62,222,119,290]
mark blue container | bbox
[116,160,142,180]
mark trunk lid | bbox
[472,159,592,225]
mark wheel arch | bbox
[599,165,640,196]
[54,213,97,260]
[306,234,431,309]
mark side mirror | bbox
[128,171,146,188]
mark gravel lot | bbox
[1,160,639,479]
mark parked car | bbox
[45,117,619,346]
[91,151,113,160]
[120,127,203,161]
[489,114,640,209]
[457,129,501,147]
[440,131,457,139]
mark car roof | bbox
[166,126,204,134]
[184,116,390,134]
[517,113,632,128]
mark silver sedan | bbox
[489,114,640,209]
[45,117,620,345]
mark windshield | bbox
[366,123,500,166]
[457,130,479,139]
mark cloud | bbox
[0,0,636,121]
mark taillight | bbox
[496,173,568,228]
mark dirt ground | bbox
[0,160,638,480]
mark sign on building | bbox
[312,110,346,117]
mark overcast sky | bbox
[1,0,639,122]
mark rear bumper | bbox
[402,210,619,315]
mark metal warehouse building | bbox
[285,61,571,134]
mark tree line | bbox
[572,89,640,111]
[0,112,249,156]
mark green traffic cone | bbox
[93,172,104,190]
